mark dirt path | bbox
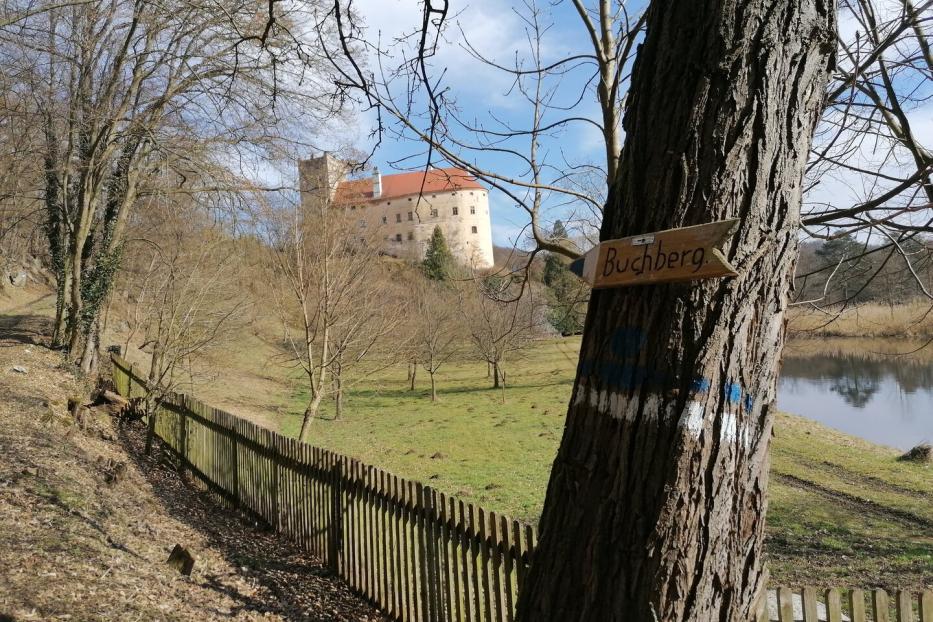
[0,329,384,621]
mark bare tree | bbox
[463,277,539,391]
[0,0,342,371]
[262,172,403,441]
[795,0,933,316]
[412,280,463,401]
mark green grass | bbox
[274,336,932,588]
[283,338,581,522]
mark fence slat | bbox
[500,514,514,622]
[402,477,415,622]
[802,586,819,622]
[439,492,453,622]
[851,588,867,622]
[777,587,795,622]
[921,591,933,622]
[897,591,914,622]
[459,500,474,622]
[875,589,891,622]
[378,470,391,617]
[469,504,482,622]
[490,511,504,622]
[826,588,842,622]
[450,496,463,622]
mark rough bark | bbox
[429,372,437,402]
[515,1,835,621]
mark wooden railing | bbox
[111,356,932,622]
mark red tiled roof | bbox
[335,167,485,203]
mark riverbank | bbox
[787,300,933,338]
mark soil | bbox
[0,322,385,621]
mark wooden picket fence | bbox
[110,356,932,622]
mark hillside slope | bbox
[0,326,383,620]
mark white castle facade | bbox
[299,155,495,269]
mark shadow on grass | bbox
[115,420,385,622]
[0,314,54,348]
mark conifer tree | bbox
[542,221,585,334]
[422,226,455,280]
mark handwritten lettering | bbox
[602,241,705,279]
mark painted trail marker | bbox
[569,219,739,289]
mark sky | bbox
[333,0,621,248]
[325,0,932,249]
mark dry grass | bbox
[782,336,933,363]
[0,329,383,620]
[788,299,933,338]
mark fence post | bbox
[329,455,343,574]
[424,486,442,621]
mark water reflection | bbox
[778,341,933,450]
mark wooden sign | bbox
[569,219,739,289]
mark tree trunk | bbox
[299,392,324,442]
[409,360,417,391]
[79,320,98,375]
[492,361,500,389]
[334,372,343,420]
[149,340,162,385]
[52,270,70,347]
[430,371,437,402]
[515,1,835,621]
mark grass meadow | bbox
[273,336,932,588]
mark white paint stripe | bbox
[721,412,738,443]
[679,401,705,438]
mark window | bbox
[382,216,387,224]
[407,211,413,221]
[396,213,401,223]
[469,191,474,195]
[452,207,459,216]
[407,232,414,241]
[408,197,412,201]
[350,205,356,210]
[395,233,402,242]
[470,206,475,215]
[471,226,478,234]
[430,209,438,217]
[359,219,366,228]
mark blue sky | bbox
[340,0,629,248]
[333,0,932,248]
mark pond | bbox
[778,338,933,450]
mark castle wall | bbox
[348,189,494,269]
[299,156,495,269]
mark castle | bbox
[299,154,495,269]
